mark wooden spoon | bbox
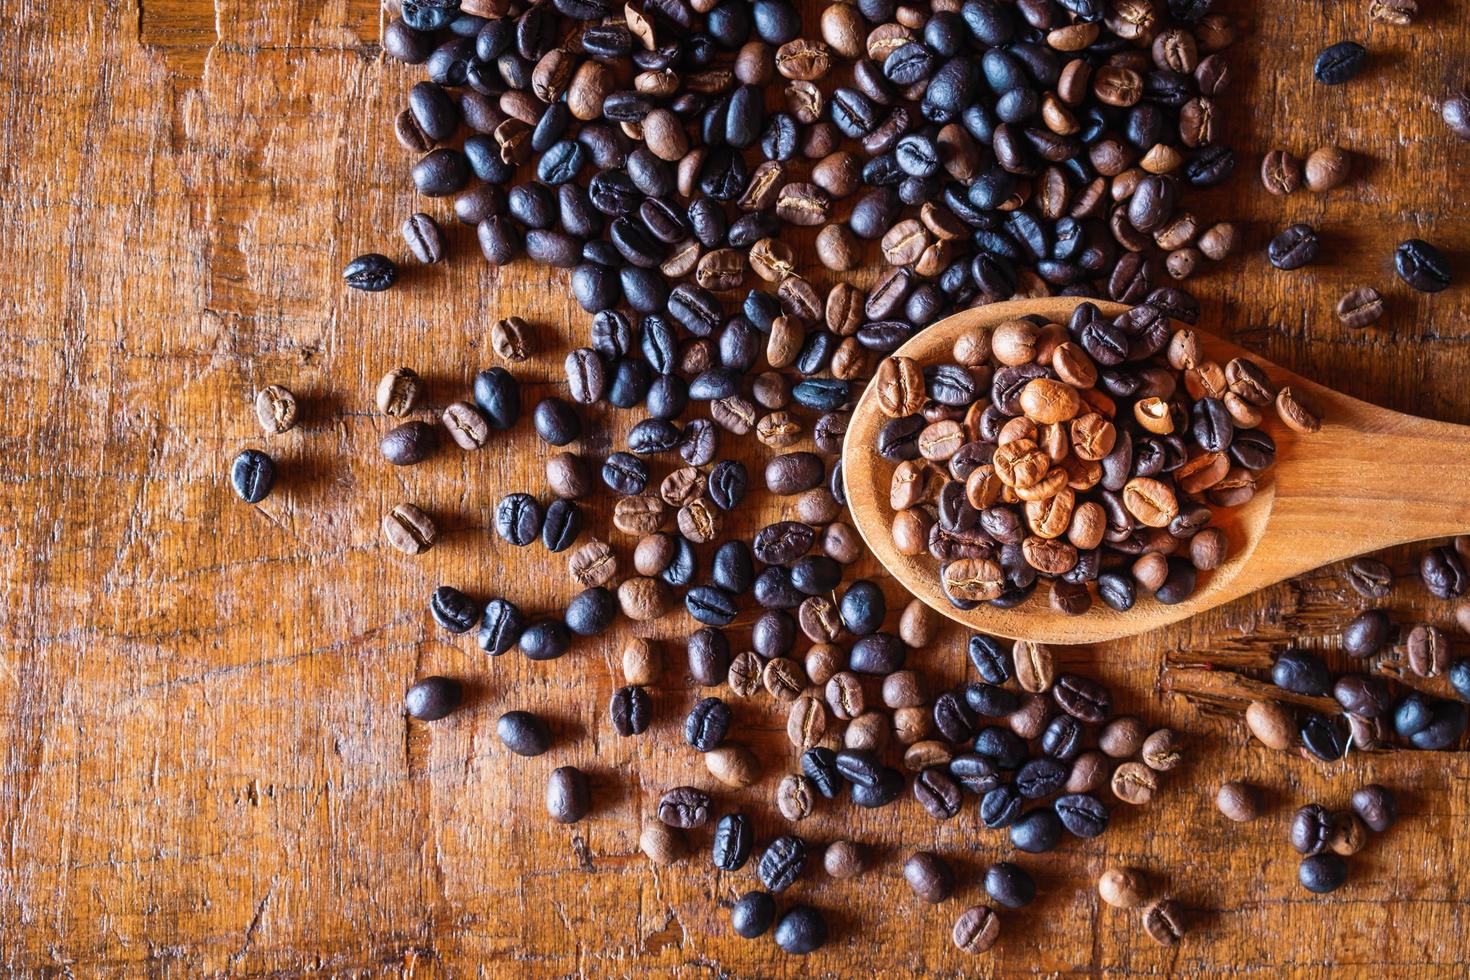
[842,297,1470,644]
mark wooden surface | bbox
[843,297,1470,644]
[4,0,1470,975]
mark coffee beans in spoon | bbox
[873,301,1299,615]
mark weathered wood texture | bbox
[2,0,1469,974]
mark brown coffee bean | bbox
[734,40,772,84]
[1260,149,1301,196]
[1304,145,1350,193]
[705,744,760,788]
[952,905,1000,953]
[546,452,590,499]
[254,384,298,434]
[816,223,857,270]
[749,238,795,282]
[1013,640,1055,693]
[1215,781,1262,822]
[1141,728,1183,771]
[1246,699,1296,750]
[489,316,530,362]
[775,182,831,226]
[824,838,867,878]
[844,710,889,753]
[763,657,806,701]
[1369,0,1417,23]
[1197,221,1240,260]
[642,108,689,161]
[881,219,931,266]
[787,695,827,749]
[379,419,436,464]
[803,643,841,686]
[823,522,863,564]
[1111,761,1158,804]
[1007,693,1050,740]
[640,820,686,865]
[1275,385,1323,433]
[617,576,671,621]
[382,503,436,555]
[1141,898,1187,945]
[882,670,925,709]
[614,495,669,535]
[903,739,954,773]
[622,638,662,686]
[375,367,421,417]
[1098,867,1149,908]
[729,651,764,698]
[1406,623,1449,677]
[633,533,675,576]
[799,594,843,643]
[1099,716,1147,758]
[776,38,832,81]
[898,599,937,648]
[1336,286,1384,328]
[825,671,866,720]
[677,499,721,544]
[1066,751,1109,794]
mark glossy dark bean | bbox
[686,696,731,751]
[758,835,808,893]
[1314,41,1367,85]
[602,452,649,495]
[713,813,755,870]
[343,253,398,291]
[472,367,521,429]
[984,862,1035,909]
[1009,807,1064,853]
[1268,223,1320,270]
[1273,649,1332,696]
[519,618,571,661]
[496,710,551,756]
[230,449,275,503]
[731,891,776,939]
[405,676,463,721]
[495,492,543,546]
[430,585,481,634]
[1395,238,1453,293]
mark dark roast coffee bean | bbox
[495,493,543,546]
[1343,609,1392,658]
[964,682,1019,718]
[950,753,1001,795]
[519,618,571,661]
[1351,784,1398,832]
[566,585,615,636]
[230,449,275,503]
[711,540,754,594]
[1299,853,1347,893]
[686,696,731,751]
[1395,238,1452,293]
[686,585,739,626]
[343,253,398,292]
[801,747,842,798]
[533,397,582,446]
[1422,545,1468,599]
[1055,793,1110,838]
[714,813,755,870]
[405,676,462,721]
[967,635,1013,684]
[496,710,551,756]
[731,891,776,939]
[1041,715,1083,761]
[773,906,827,955]
[1409,700,1467,750]
[849,633,906,674]
[709,459,748,510]
[411,148,470,196]
[984,862,1035,909]
[1010,807,1064,853]
[850,766,904,808]
[754,610,797,658]
[1268,223,1320,270]
[1299,711,1350,761]
[477,598,524,656]
[1314,41,1366,85]
[602,452,649,494]
[610,684,652,736]
[1273,649,1332,696]
[472,367,521,429]
[839,580,886,636]
[1016,757,1068,799]
[430,586,481,634]
[1052,674,1112,723]
[974,726,1026,770]
[380,421,438,466]
[758,835,808,893]
[546,765,590,824]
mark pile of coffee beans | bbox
[872,300,1301,615]
[1288,783,1397,894]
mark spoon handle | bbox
[1254,391,1470,579]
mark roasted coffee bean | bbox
[1314,41,1366,85]
[952,905,1001,954]
[730,891,775,939]
[758,835,808,893]
[904,851,956,904]
[519,618,571,661]
[1272,648,1332,696]
[1422,545,1468,599]
[1300,711,1351,760]
[609,684,652,736]
[496,710,551,757]
[1052,673,1111,723]
[713,813,755,871]
[344,253,398,291]
[1351,784,1398,832]
[774,905,828,955]
[230,449,275,503]
[1141,898,1187,945]
[1010,807,1064,853]
[546,766,591,824]
[381,420,438,466]
[430,585,481,634]
[685,696,731,751]
[405,676,462,721]
[658,786,712,830]
[1268,223,1319,270]
[495,492,544,546]
[1291,805,1336,855]
[602,452,649,495]
[1396,238,1453,293]
[1299,852,1347,894]
[1345,557,1394,598]
[472,367,521,430]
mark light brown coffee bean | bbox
[824,838,866,878]
[382,503,436,555]
[775,182,831,226]
[442,401,490,449]
[613,494,669,535]
[1099,716,1148,758]
[1141,728,1183,771]
[1066,750,1109,794]
[634,533,675,576]
[787,695,827,749]
[764,657,806,701]
[1275,385,1322,433]
[254,384,298,434]
[1007,693,1050,740]
[1369,0,1417,23]
[776,38,832,80]
[803,643,841,686]
[757,411,802,449]
[695,248,746,291]
[622,638,662,686]
[490,316,531,361]
[1304,145,1350,193]
[1260,149,1301,195]
[376,367,421,417]
[1407,623,1449,677]
[1336,286,1384,328]
[876,355,926,417]
[729,651,764,698]
[903,739,954,772]
[617,576,671,621]
[816,223,857,270]
[1141,899,1187,945]
[844,710,889,753]
[1197,221,1239,260]
[642,108,689,161]
[825,671,866,720]
[568,539,617,587]
[1098,867,1149,908]
[898,599,937,648]
[704,744,760,787]
[749,238,795,282]
[1246,699,1296,750]
[821,3,864,57]
[1014,640,1055,693]
[882,670,925,709]
[799,594,844,643]
[1112,761,1158,804]
[1329,811,1368,856]
[1216,781,1262,822]
[777,773,817,821]
[734,40,773,85]
[546,452,590,499]
[677,498,721,544]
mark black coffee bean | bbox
[708,459,748,511]
[509,183,556,229]
[1154,558,1198,605]
[610,684,651,736]
[798,747,841,799]
[839,580,885,636]
[758,835,808,893]
[848,633,905,675]
[566,585,616,636]
[627,418,682,456]
[1268,223,1320,270]
[984,862,1035,909]
[531,397,581,447]
[686,585,739,626]
[571,263,621,314]
[1409,700,1467,750]
[1055,793,1109,838]
[1451,658,1470,703]
[430,585,481,634]
[1041,715,1084,761]
[685,696,731,751]
[1016,757,1069,799]
[519,618,571,661]
[343,253,398,292]
[405,676,462,721]
[660,535,697,588]
[668,283,722,336]
[850,766,904,808]
[1291,808,1334,860]
[602,451,649,495]
[1395,238,1452,293]
[790,555,842,596]
[877,414,925,461]
[914,767,964,820]
[495,492,543,546]
[496,710,551,756]
[477,598,524,656]
[967,635,1012,684]
[964,682,1019,718]
[472,367,520,430]
[1394,690,1436,737]
[646,375,689,420]
[713,813,755,870]
[1229,429,1277,470]
[974,726,1026,770]
[980,784,1023,829]
[1314,41,1366,85]
[606,358,651,410]
[1299,711,1350,761]
[1010,807,1064,853]
[1191,398,1234,452]
[1273,648,1332,696]
[688,627,731,685]
[230,449,275,503]
[949,752,1000,795]
[477,214,521,264]
[731,891,776,939]
[753,610,797,658]
[411,148,471,196]
[385,17,436,63]
[710,541,754,595]
[773,905,827,955]
[1333,675,1393,719]
[1098,572,1136,611]
[1183,144,1236,187]
[1299,853,1347,893]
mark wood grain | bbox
[3,0,1470,974]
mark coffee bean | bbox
[1111,761,1157,804]
[904,851,956,904]
[657,786,712,830]
[758,835,808,893]
[472,367,521,430]
[545,766,591,824]
[640,820,686,866]
[1010,807,1063,852]
[496,710,551,756]
[773,906,827,955]
[1443,89,1470,140]
[1216,781,1261,822]
[1299,853,1347,893]
[1336,286,1384,328]
[519,618,571,661]
[1141,898,1187,944]
[230,449,276,503]
[952,905,1001,953]
[731,891,776,939]
[430,585,480,634]
[1351,783,1398,832]
[713,813,754,870]
[1345,557,1394,598]
[383,502,436,555]
[685,696,731,752]
[1273,648,1331,695]
[1314,41,1366,85]
[495,492,544,546]
[1395,238,1452,293]
[1300,711,1350,760]
[343,253,398,291]
[1422,545,1468,599]
[1267,223,1319,270]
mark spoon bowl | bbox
[842,297,1470,644]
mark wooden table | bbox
[5,0,1468,973]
